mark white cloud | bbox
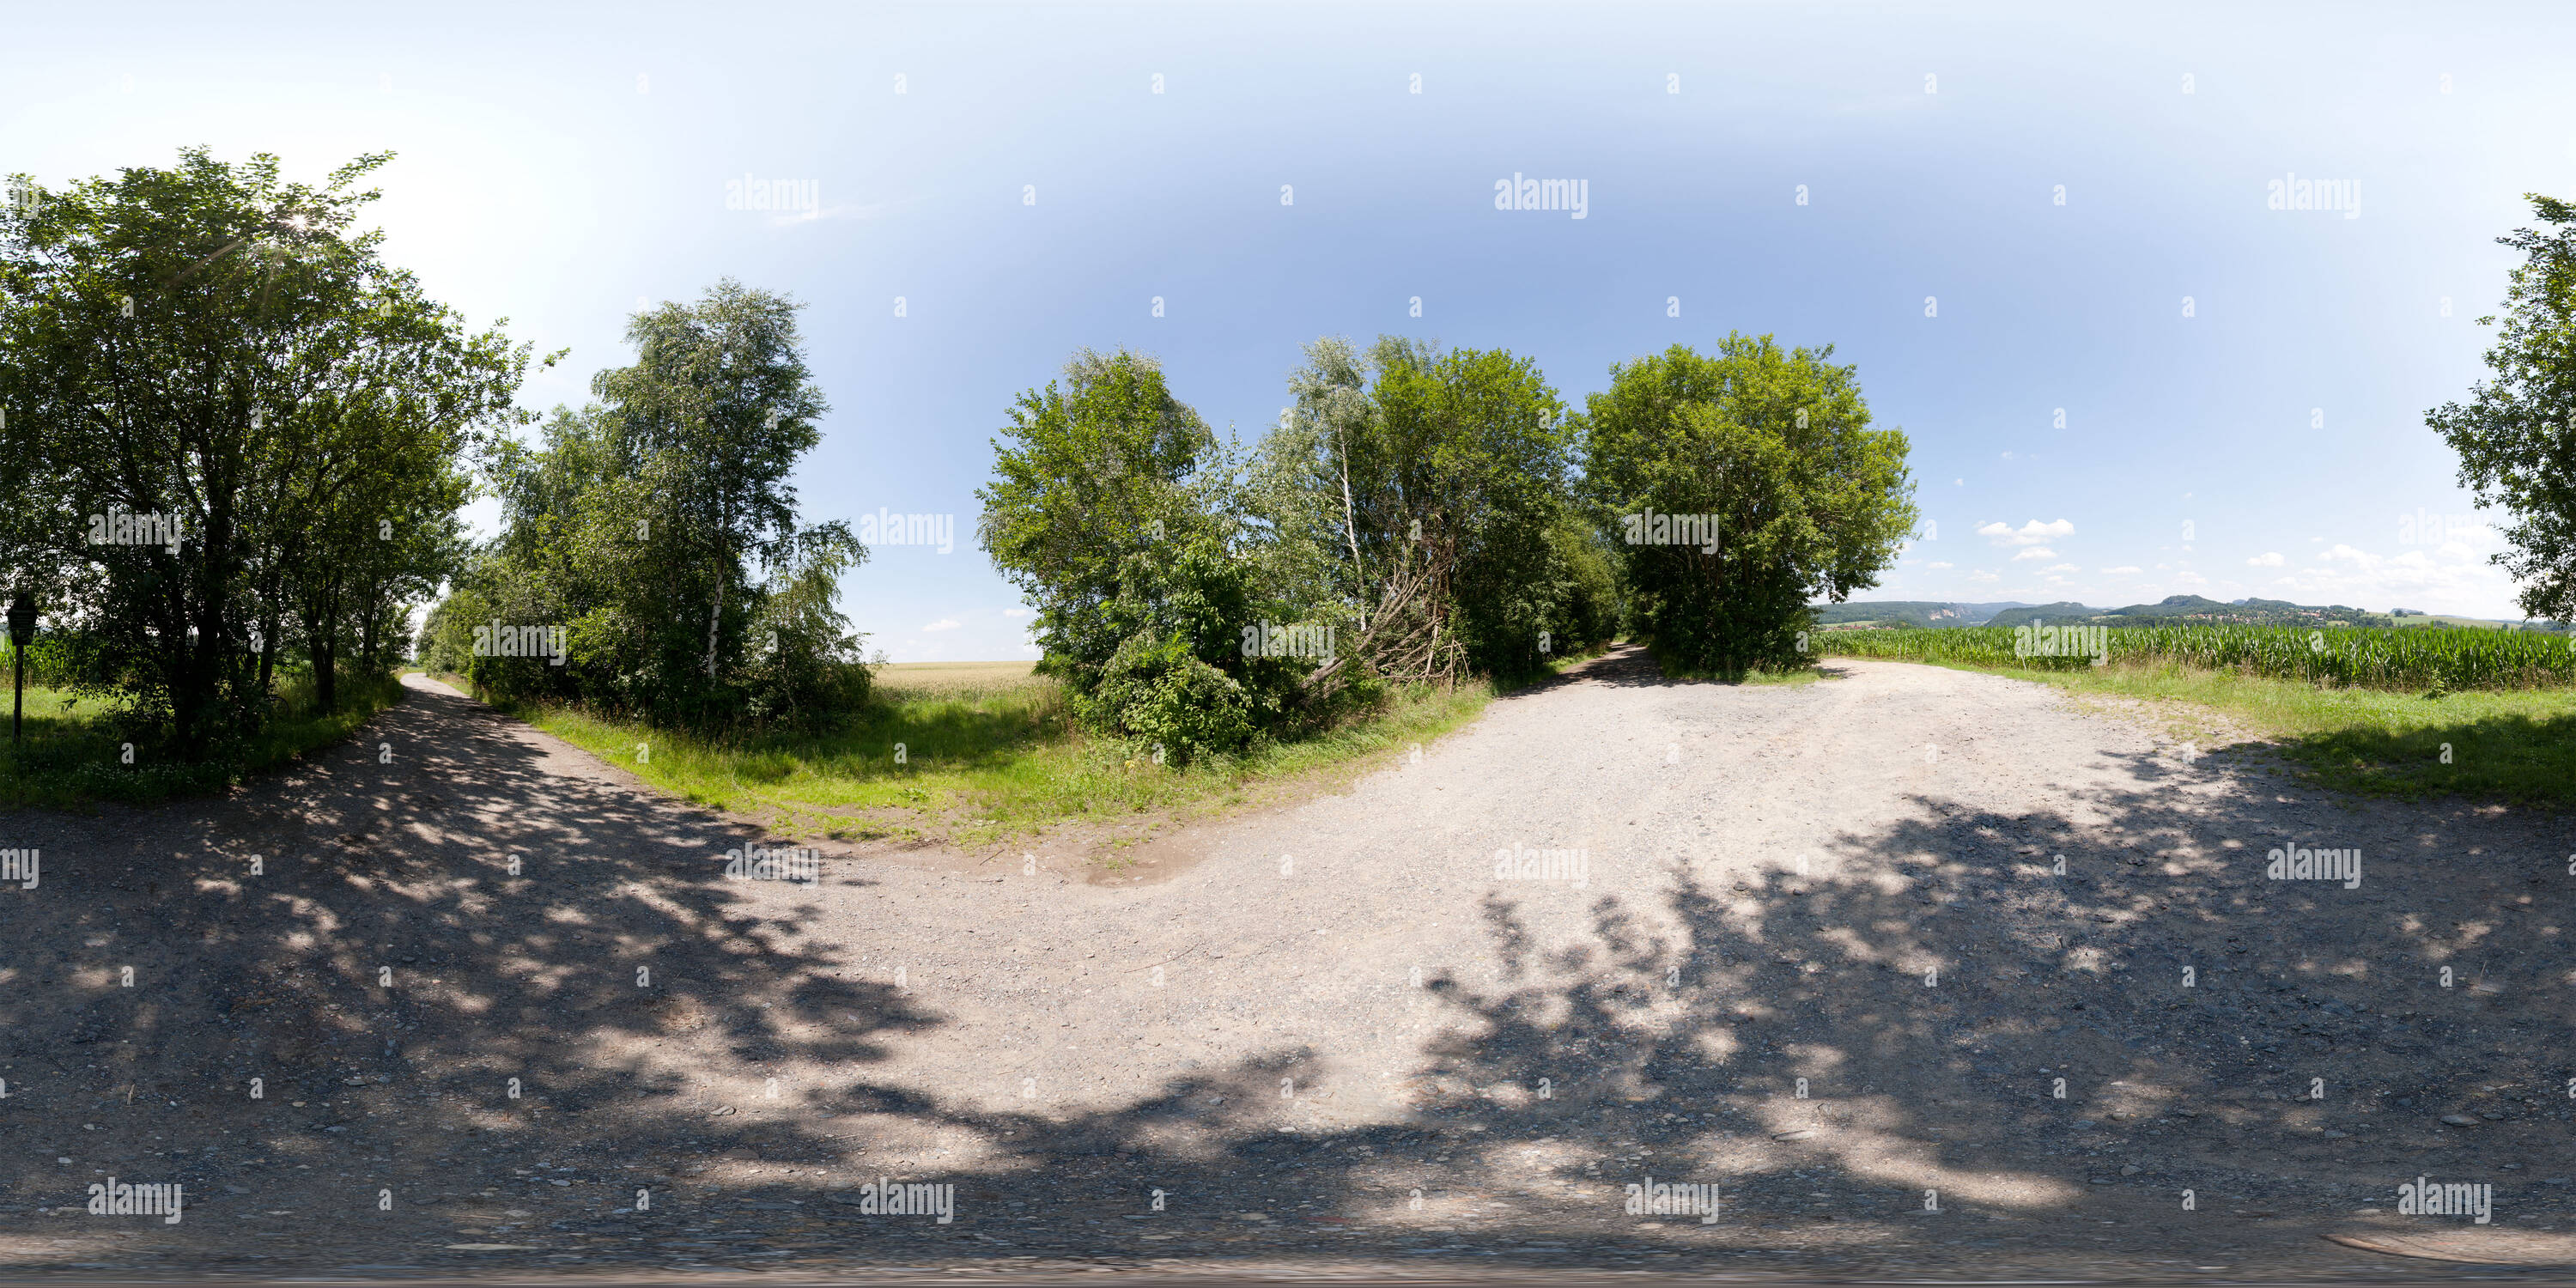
[2255,540,2522,617]
[1001,607,1032,618]
[2172,570,2208,586]
[2011,547,2056,561]
[2247,552,2285,567]
[922,617,962,632]
[2101,565,2142,574]
[2042,563,2080,574]
[1978,519,2075,547]
[1924,561,1953,569]
[1966,569,2000,583]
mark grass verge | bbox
[0,671,408,809]
[457,662,1500,848]
[1908,656,2576,808]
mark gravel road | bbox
[1,645,2571,1280]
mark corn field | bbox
[1809,623,2576,690]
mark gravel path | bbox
[2,646,2571,1280]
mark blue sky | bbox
[10,2,2573,658]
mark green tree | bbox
[0,149,532,751]
[1577,336,1917,673]
[2428,194,2576,623]
[1542,517,1621,653]
[1264,337,1572,683]
[978,349,1224,688]
[590,279,841,714]
[276,370,480,710]
[977,349,1298,758]
[415,584,490,675]
[452,283,862,728]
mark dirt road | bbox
[2,646,2571,1279]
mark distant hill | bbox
[1980,595,2385,628]
[1983,602,2099,629]
[1821,594,2569,632]
[1814,601,2030,628]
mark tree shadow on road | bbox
[783,742,2568,1263]
[1523,641,1849,693]
[3,674,2563,1273]
[0,677,933,1232]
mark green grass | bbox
[476,662,1500,847]
[1870,654,2576,809]
[0,671,408,809]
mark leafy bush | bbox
[1544,518,1622,657]
[981,352,1308,761]
[1079,632,1259,759]
[1577,337,1917,674]
[422,281,866,733]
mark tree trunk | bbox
[315,584,340,714]
[359,580,380,673]
[1338,427,1367,634]
[705,492,729,683]
[256,612,277,702]
[189,471,240,752]
[705,570,724,679]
